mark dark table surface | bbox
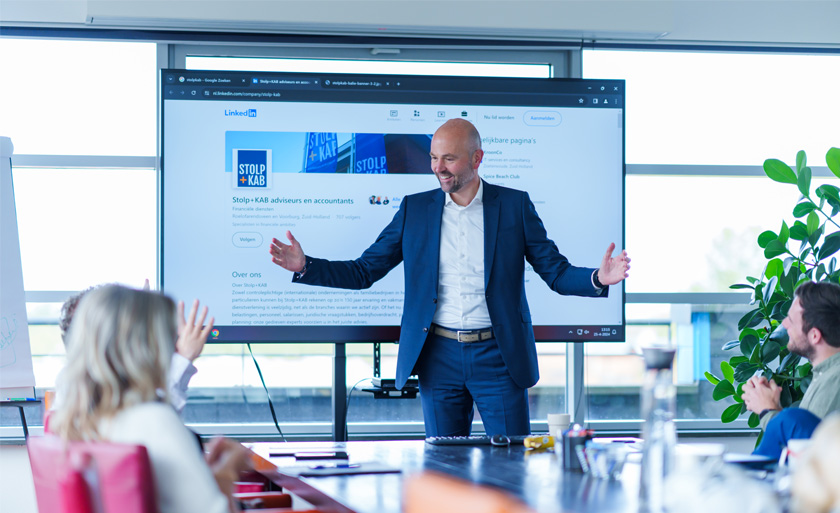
[249,440,641,513]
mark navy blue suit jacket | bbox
[295,181,607,389]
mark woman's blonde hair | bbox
[52,285,177,441]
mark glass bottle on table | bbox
[639,347,677,513]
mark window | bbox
[583,48,840,427]
[13,168,156,291]
[0,38,157,434]
[583,49,840,165]
[10,37,837,436]
[2,38,567,436]
[0,38,156,156]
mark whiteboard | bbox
[0,136,36,391]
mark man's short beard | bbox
[443,179,463,193]
[788,335,815,360]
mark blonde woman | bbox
[58,280,209,414]
[50,285,251,513]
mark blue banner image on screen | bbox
[304,132,338,173]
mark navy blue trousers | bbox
[414,332,531,437]
[753,407,821,460]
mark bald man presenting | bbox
[270,119,630,437]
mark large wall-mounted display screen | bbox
[161,69,625,342]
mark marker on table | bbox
[3,398,37,402]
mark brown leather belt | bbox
[432,324,494,343]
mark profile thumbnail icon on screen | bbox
[232,149,272,189]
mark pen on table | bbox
[3,398,37,402]
[310,463,360,469]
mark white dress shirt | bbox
[432,180,492,330]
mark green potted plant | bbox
[706,147,840,428]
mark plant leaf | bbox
[712,379,736,401]
[796,150,806,173]
[800,373,813,393]
[733,387,744,403]
[752,282,764,304]
[815,184,840,203]
[739,328,760,342]
[764,158,797,184]
[761,340,781,364]
[780,383,793,408]
[738,309,763,330]
[763,276,778,305]
[827,147,840,179]
[765,258,784,279]
[809,223,824,247]
[797,165,812,197]
[780,264,799,297]
[730,283,755,290]
[734,362,760,382]
[721,403,742,423]
[793,202,817,218]
[749,341,762,364]
[770,301,787,322]
[704,371,721,385]
[769,324,789,344]
[789,222,808,241]
[721,361,735,383]
[796,362,813,377]
[722,339,741,351]
[819,232,840,260]
[748,412,760,428]
[778,352,800,373]
[807,211,820,236]
[757,230,777,248]
[739,334,759,357]
[764,240,787,259]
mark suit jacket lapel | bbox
[482,181,500,288]
[428,190,445,290]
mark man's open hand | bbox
[269,230,306,273]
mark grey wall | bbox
[2,1,840,47]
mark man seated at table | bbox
[742,281,840,459]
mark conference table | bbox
[248,440,641,513]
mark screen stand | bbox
[332,343,347,442]
[373,343,380,379]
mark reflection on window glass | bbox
[184,343,425,429]
[0,38,156,156]
[586,303,750,422]
[187,56,552,77]
[624,174,834,293]
[583,49,840,165]
[12,168,156,291]
[531,343,567,420]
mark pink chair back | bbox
[27,434,158,513]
